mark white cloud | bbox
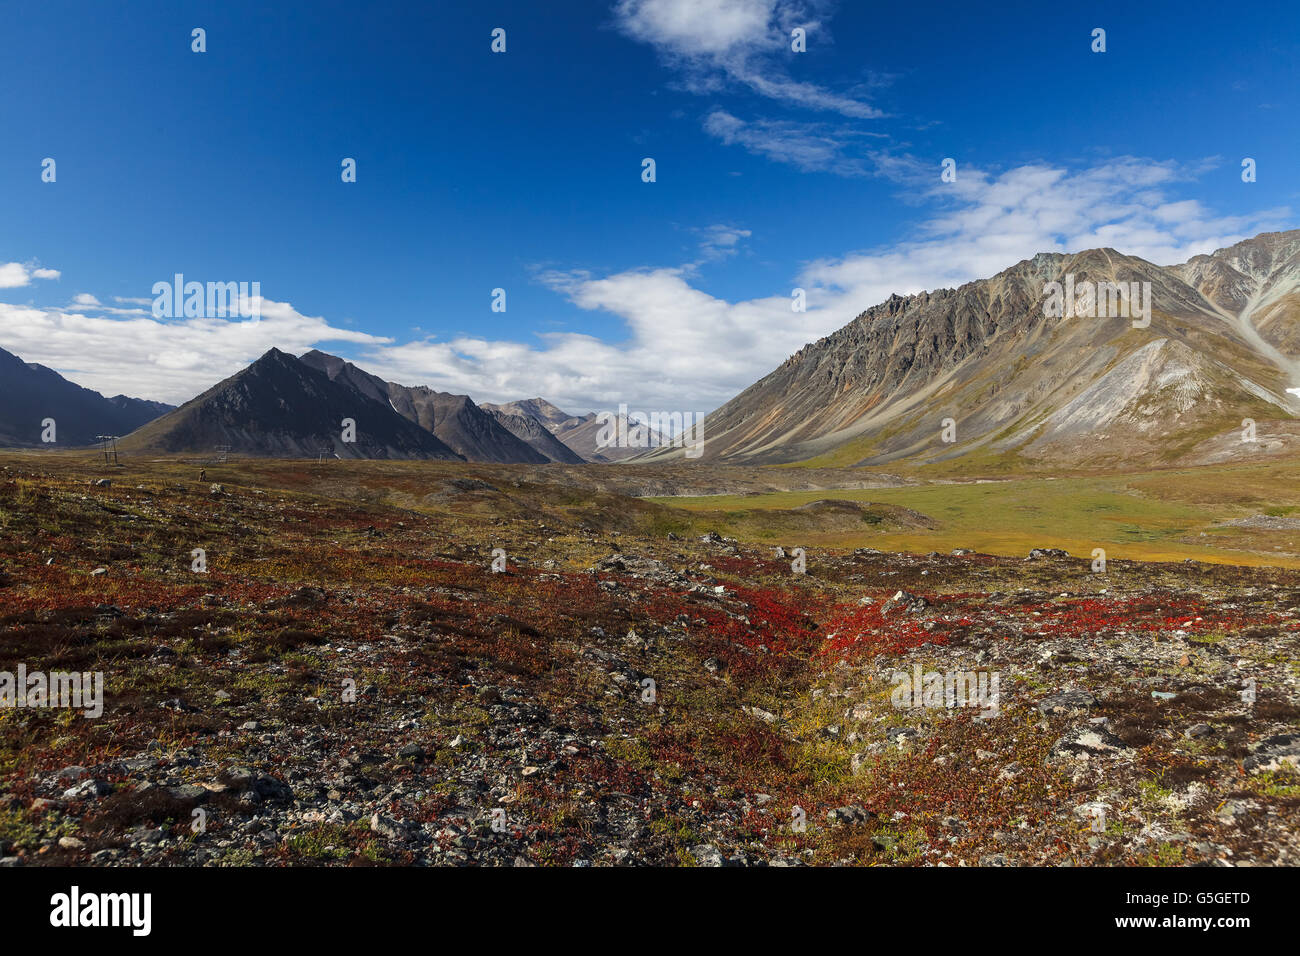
[799,157,1291,313]
[67,292,158,318]
[0,297,390,404]
[0,262,61,288]
[614,0,880,118]
[616,0,776,56]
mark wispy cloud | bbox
[68,293,152,317]
[617,2,899,178]
[614,0,880,118]
[804,156,1291,305]
[702,109,877,175]
[693,223,753,262]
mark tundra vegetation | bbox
[0,452,1297,866]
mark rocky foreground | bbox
[1,457,1297,866]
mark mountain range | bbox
[476,401,586,464]
[0,344,606,462]
[0,346,173,447]
[3,229,1297,469]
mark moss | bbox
[284,824,356,861]
[0,807,78,850]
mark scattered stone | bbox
[1243,734,1300,773]
[1038,690,1098,716]
[63,779,111,801]
[370,813,407,841]
[884,726,921,746]
[881,590,929,615]
[167,785,209,806]
[689,844,744,866]
[1026,548,1070,560]
[1048,727,1134,762]
[50,766,89,786]
[826,804,872,826]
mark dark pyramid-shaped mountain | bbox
[298,350,551,463]
[0,345,174,447]
[118,348,462,460]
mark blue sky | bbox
[1,0,1297,408]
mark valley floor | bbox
[651,460,1300,569]
[1,452,1297,866]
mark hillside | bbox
[484,407,586,463]
[299,351,552,464]
[647,231,1300,469]
[0,346,173,447]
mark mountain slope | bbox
[484,408,586,463]
[0,346,173,447]
[650,230,1300,468]
[118,348,462,460]
[298,351,549,463]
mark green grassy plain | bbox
[648,458,1300,568]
